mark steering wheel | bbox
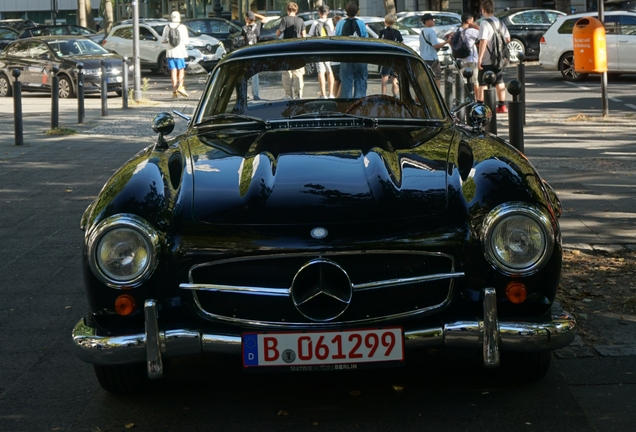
[345,94,413,118]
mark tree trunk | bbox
[78,0,86,27]
[384,0,396,15]
[85,0,96,30]
[104,0,114,35]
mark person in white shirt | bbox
[308,5,336,98]
[161,11,190,99]
[451,13,480,97]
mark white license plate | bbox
[107,76,122,83]
[203,55,216,61]
[242,327,403,369]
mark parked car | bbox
[0,18,38,31]
[494,8,565,62]
[297,9,346,21]
[396,11,462,38]
[18,24,103,45]
[103,20,226,74]
[0,26,20,51]
[184,17,244,52]
[0,36,131,98]
[71,37,576,394]
[225,15,282,51]
[539,10,636,81]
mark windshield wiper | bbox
[198,114,270,128]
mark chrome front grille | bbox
[180,251,463,328]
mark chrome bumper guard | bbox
[72,292,576,377]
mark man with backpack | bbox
[378,14,403,97]
[335,2,369,98]
[449,13,480,97]
[276,2,306,99]
[308,4,336,98]
[161,11,189,99]
[242,11,261,100]
[477,0,511,112]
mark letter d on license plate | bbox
[242,327,403,368]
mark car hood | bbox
[190,34,221,45]
[188,127,452,225]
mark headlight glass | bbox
[88,215,159,288]
[96,228,150,281]
[482,203,554,275]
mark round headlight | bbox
[482,203,555,276]
[96,228,150,281]
[88,215,159,288]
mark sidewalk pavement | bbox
[1,77,635,253]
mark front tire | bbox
[559,52,588,82]
[0,74,12,97]
[58,75,76,99]
[507,38,525,63]
[94,363,151,394]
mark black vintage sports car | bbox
[0,36,130,98]
[72,38,576,394]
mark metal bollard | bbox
[483,71,497,135]
[100,59,108,117]
[122,56,129,110]
[463,67,475,101]
[516,53,526,125]
[12,69,23,146]
[507,79,524,153]
[444,65,454,107]
[454,60,465,121]
[77,62,85,124]
[51,65,59,130]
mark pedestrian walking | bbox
[477,0,511,112]
[161,11,189,99]
[450,13,480,97]
[242,11,261,100]
[419,13,449,89]
[378,14,403,97]
[331,15,343,98]
[335,2,368,98]
[308,4,335,98]
[276,2,306,99]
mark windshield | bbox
[197,50,444,124]
[48,39,110,56]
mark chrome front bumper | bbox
[72,290,576,377]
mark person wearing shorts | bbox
[378,14,403,97]
[477,0,510,112]
[308,5,335,98]
[162,11,189,99]
[419,13,449,89]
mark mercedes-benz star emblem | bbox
[291,259,352,322]
[310,227,328,239]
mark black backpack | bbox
[341,18,359,37]
[243,24,258,45]
[450,28,471,59]
[168,25,181,48]
[282,16,301,39]
[485,19,510,69]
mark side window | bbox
[557,18,578,34]
[0,29,16,40]
[7,41,29,56]
[403,17,419,27]
[139,27,156,41]
[545,12,562,24]
[188,20,206,33]
[29,42,48,59]
[211,21,231,33]
[605,16,620,34]
[619,15,636,35]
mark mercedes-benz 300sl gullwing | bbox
[72,38,575,394]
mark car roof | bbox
[497,7,566,16]
[552,9,636,21]
[396,11,460,17]
[223,38,420,63]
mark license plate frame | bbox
[242,327,404,371]
[107,76,122,84]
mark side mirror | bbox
[152,112,175,149]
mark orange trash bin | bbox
[572,16,607,73]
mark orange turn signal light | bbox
[505,282,527,304]
[115,294,136,316]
